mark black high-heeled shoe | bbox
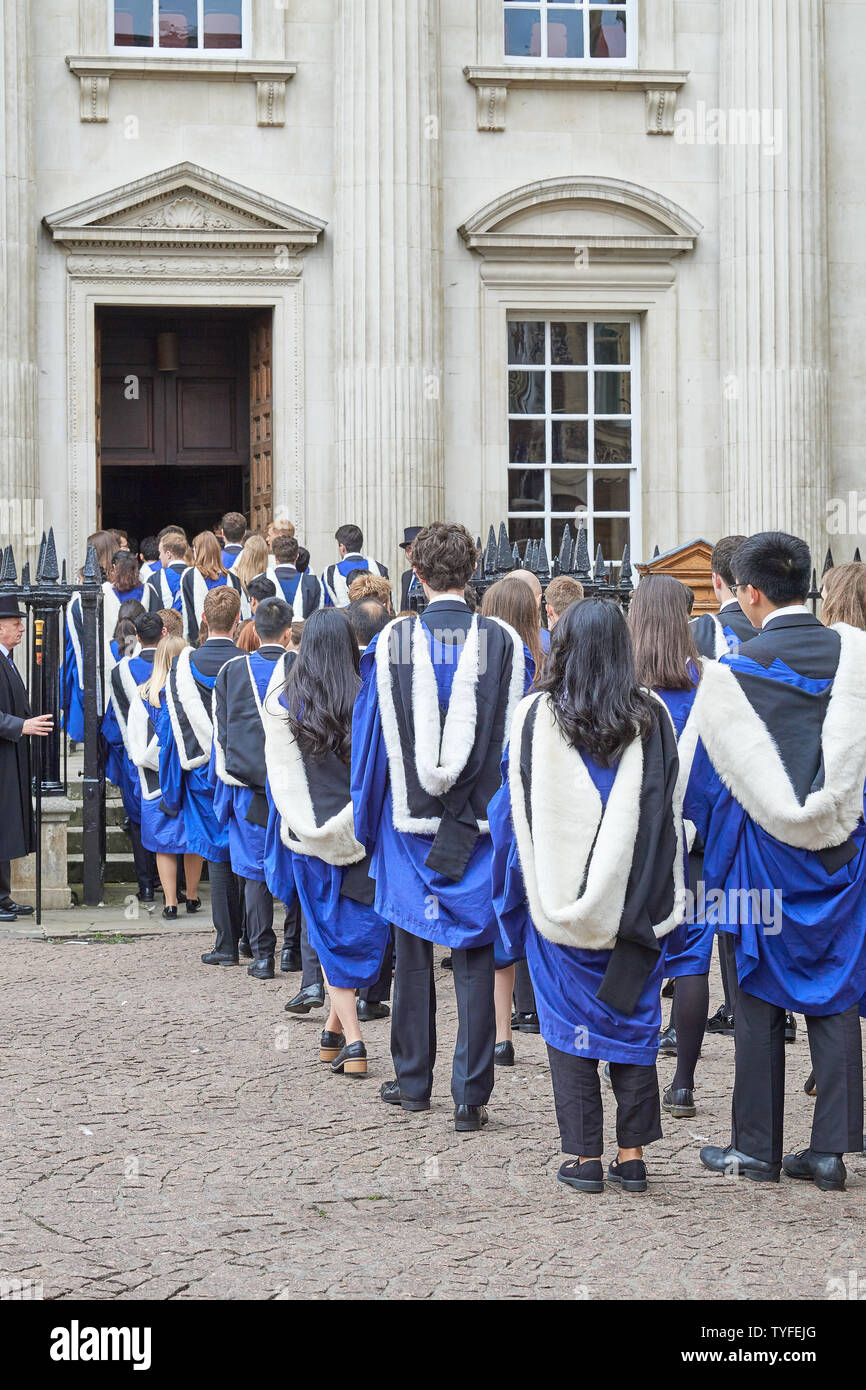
[162,905,178,921]
[330,1041,367,1077]
[185,897,201,915]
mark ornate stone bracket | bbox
[66,56,297,125]
[463,65,689,134]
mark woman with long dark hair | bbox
[263,608,390,1077]
[628,574,706,1121]
[490,598,683,1194]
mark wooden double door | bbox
[97,307,273,538]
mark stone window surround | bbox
[467,0,687,132]
[458,175,701,560]
[68,0,293,123]
[43,162,327,566]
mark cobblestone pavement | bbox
[0,931,863,1301]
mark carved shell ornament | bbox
[131,197,236,231]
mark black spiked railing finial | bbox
[620,543,633,592]
[472,537,483,585]
[35,532,47,584]
[511,541,520,567]
[41,527,60,584]
[855,547,862,564]
[652,544,660,559]
[0,544,18,591]
[495,522,513,573]
[536,536,550,582]
[574,519,591,581]
[82,543,101,588]
[822,547,834,578]
[556,523,573,577]
[593,544,607,584]
[21,561,31,590]
[484,524,497,574]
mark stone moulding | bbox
[458,175,702,265]
[65,55,298,125]
[463,65,689,133]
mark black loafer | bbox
[284,986,325,1014]
[511,1011,540,1034]
[705,1005,735,1036]
[357,999,390,1022]
[440,955,453,970]
[185,897,201,915]
[137,884,155,904]
[331,1041,367,1077]
[663,1085,696,1118]
[280,947,302,973]
[162,905,178,921]
[3,901,34,916]
[608,1158,648,1192]
[700,1144,780,1182]
[454,1104,488,1132]
[558,1159,604,1194]
[494,1040,515,1066]
[200,950,238,966]
[379,1079,430,1112]
[782,1148,846,1192]
[319,1030,345,1062]
[0,907,17,922]
[247,958,274,981]
[658,1024,677,1056]
[785,1012,797,1043]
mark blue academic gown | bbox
[141,697,190,855]
[263,691,389,989]
[684,657,866,1016]
[209,650,278,882]
[654,681,711,979]
[101,651,155,823]
[351,627,535,950]
[62,627,85,741]
[158,661,229,863]
[490,746,665,1065]
[322,555,388,608]
[221,544,243,570]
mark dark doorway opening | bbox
[96,306,272,541]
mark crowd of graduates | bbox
[62,515,866,1196]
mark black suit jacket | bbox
[400,568,414,611]
[0,653,34,861]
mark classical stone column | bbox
[0,0,39,552]
[334,0,445,575]
[720,0,829,558]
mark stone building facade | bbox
[1,0,863,580]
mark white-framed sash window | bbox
[109,0,250,55]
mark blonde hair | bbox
[822,563,866,630]
[233,534,270,593]
[140,634,187,704]
[192,531,226,582]
[348,572,392,609]
[158,608,183,636]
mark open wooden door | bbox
[249,311,273,532]
[95,315,102,527]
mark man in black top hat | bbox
[0,596,54,921]
[398,526,422,611]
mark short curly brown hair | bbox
[410,523,478,592]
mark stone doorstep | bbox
[0,918,216,940]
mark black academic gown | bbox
[0,651,34,863]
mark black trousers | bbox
[547,1045,662,1156]
[283,898,302,951]
[390,926,495,1107]
[358,927,394,1004]
[127,819,157,889]
[244,878,275,960]
[732,988,863,1162]
[300,919,323,991]
[209,860,243,959]
[0,859,11,902]
[718,930,739,1013]
[514,958,537,1015]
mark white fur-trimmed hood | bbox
[165,647,214,770]
[689,623,866,849]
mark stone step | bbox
[67,827,136,855]
[68,852,142,884]
[67,804,129,829]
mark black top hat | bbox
[399,526,422,551]
[0,595,25,619]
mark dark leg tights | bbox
[671,973,709,1090]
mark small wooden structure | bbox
[635,539,715,614]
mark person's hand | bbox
[22,715,53,737]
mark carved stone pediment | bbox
[44,162,327,253]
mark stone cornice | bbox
[463,64,689,133]
[66,55,297,125]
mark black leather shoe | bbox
[200,950,238,966]
[511,1010,540,1034]
[0,900,34,916]
[247,957,274,981]
[558,1159,604,1194]
[663,1085,696,1118]
[782,1148,847,1192]
[494,1040,515,1066]
[700,1144,780,1182]
[440,955,453,970]
[162,905,178,921]
[281,947,302,973]
[357,999,390,1022]
[379,1079,430,1111]
[331,1041,367,1077]
[0,907,17,922]
[785,1012,797,1043]
[658,1024,677,1056]
[454,1104,488,1132]
[185,897,201,915]
[284,986,325,1014]
[319,1030,345,1062]
[137,882,155,904]
[608,1158,648,1192]
[661,978,675,999]
[705,1005,735,1036]
[239,939,253,960]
